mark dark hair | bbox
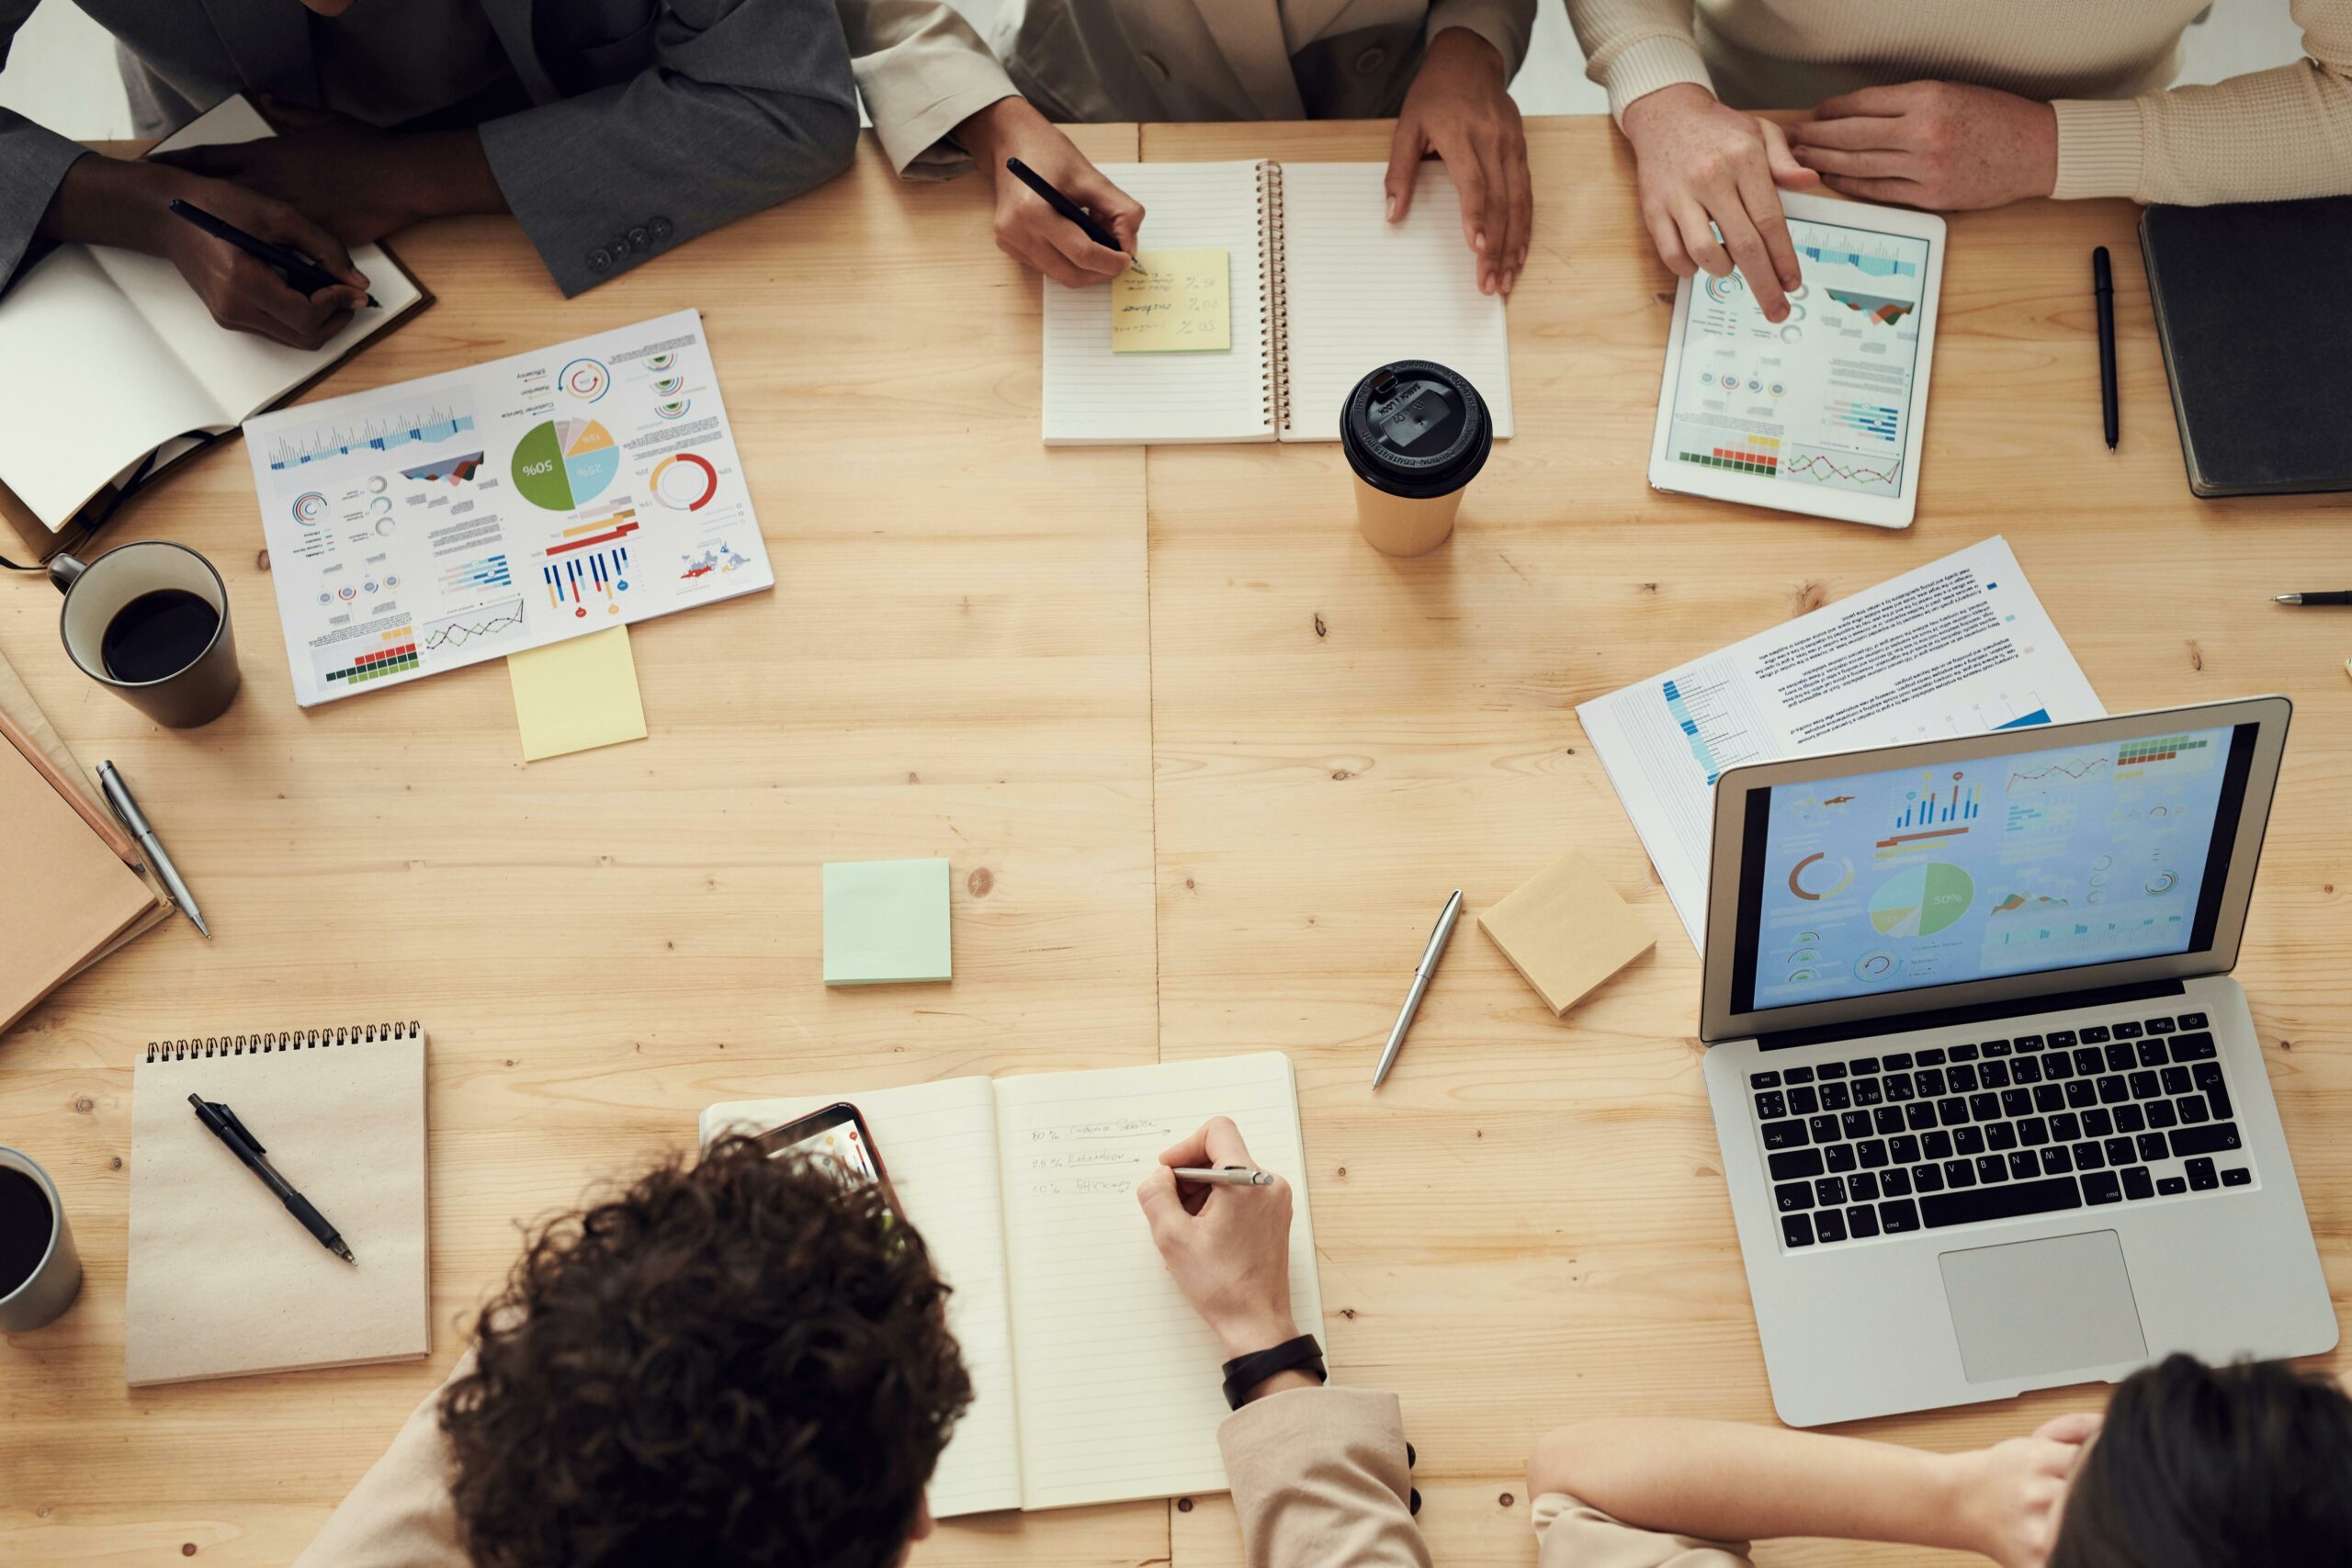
[440,1134,972,1568]
[2051,1353,2352,1568]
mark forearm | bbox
[1527,1419,1977,1551]
[387,130,506,223]
[1562,0,1713,122]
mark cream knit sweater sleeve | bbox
[2052,0,2352,204]
[1564,0,2352,207]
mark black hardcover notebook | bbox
[2141,197,2352,498]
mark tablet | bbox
[1646,194,1947,529]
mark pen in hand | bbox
[189,1093,356,1264]
[167,198,379,308]
[1173,1166,1273,1187]
[1003,158,1146,276]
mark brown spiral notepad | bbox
[126,1022,430,1386]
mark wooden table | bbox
[1,117,2344,1567]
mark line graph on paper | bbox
[422,597,527,654]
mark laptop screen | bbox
[1731,721,2258,1014]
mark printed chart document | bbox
[243,310,770,705]
[1578,537,2102,950]
[700,1052,1322,1516]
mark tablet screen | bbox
[1662,217,1933,501]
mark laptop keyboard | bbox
[1751,1011,2255,1250]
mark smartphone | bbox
[753,1102,900,1213]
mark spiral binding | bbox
[144,1020,422,1063]
[1259,161,1291,435]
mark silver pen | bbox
[96,761,209,939]
[1372,890,1463,1089]
[1173,1166,1272,1187]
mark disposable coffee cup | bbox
[0,1146,82,1334]
[1340,359,1492,557]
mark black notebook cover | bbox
[2141,197,2352,498]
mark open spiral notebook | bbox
[126,1022,430,1386]
[1042,161,1515,445]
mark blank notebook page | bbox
[700,1077,1023,1518]
[1278,161,1515,442]
[1042,162,1272,445]
[995,1053,1321,1509]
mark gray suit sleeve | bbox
[0,0,96,286]
[478,0,861,296]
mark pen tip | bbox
[190,914,212,939]
[336,1244,356,1264]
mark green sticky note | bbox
[823,859,952,986]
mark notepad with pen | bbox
[125,1022,429,1386]
[1042,161,1515,446]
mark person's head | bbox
[439,1135,972,1568]
[2051,1353,2352,1567]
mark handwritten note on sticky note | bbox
[508,625,647,762]
[1111,250,1231,354]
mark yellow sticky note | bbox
[507,625,647,761]
[1111,250,1231,353]
[1478,849,1657,1017]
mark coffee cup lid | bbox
[1340,360,1491,500]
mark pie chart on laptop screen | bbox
[511,418,620,511]
[1870,862,1973,938]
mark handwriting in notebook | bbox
[1112,250,1232,354]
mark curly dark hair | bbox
[440,1134,973,1568]
[2051,1353,2352,1568]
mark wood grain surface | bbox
[1,115,2344,1567]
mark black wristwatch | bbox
[1221,1333,1328,1410]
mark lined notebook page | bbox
[126,1030,429,1386]
[1277,162,1515,442]
[1042,162,1272,446]
[994,1053,1321,1510]
[700,1078,1023,1517]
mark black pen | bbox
[2274,592,2352,606]
[1003,158,1145,275]
[167,198,379,308]
[188,1093,356,1264]
[2093,245,2118,450]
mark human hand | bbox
[1136,1118,1298,1360]
[956,96,1144,288]
[1787,81,2058,211]
[1386,27,1530,297]
[1945,1412,2102,1568]
[153,98,481,244]
[1620,82,1816,322]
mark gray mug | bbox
[51,541,241,728]
[0,1146,83,1333]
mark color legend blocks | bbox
[1681,434,1781,475]
[317,626,418,687]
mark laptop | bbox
[1698,697,2336,1427]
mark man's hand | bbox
[1787,81,2058,211]
[1944,1412,2101,1568]
[152,99,501,245]
[39,156,368,349]
[1386,27,1530,297]
[1620,83,1816,322]
[1136,1118,1299,1368]
[956,96,1144,288]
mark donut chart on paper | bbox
[650,451,718,511]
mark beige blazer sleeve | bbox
[835,0,1018,178]
[2051,0,2352,203]
[291,1359,473,1568]
[1218,1385,1433,1568]
[1532,1492,1757,1568]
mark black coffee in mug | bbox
[101,589,222,683]
[0,1165,52,1296]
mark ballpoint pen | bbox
[167,198,379,307]
[1372,890,1464,1089]
[2274,592,2352,606]
[1003,158,1146,274]
[96,761,209,938]
[1173,1167,1273,1187]
[188,1093,356,1264]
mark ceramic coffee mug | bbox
[0,1146,82,1334]
[51,540,240,728]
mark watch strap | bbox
[1221,1333,1327,1410]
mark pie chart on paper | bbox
[512,418,620,511]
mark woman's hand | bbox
[1136,1118,1299,1365]
[1946,1412,2102,1568]
[956,96,1145,288]
[1386,27,1531,297]
[1787,81,2059,211]
[1619,83,1816,322]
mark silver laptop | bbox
[1698,697,2336,1427]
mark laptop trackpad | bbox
[1939,1231,2146,1383]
